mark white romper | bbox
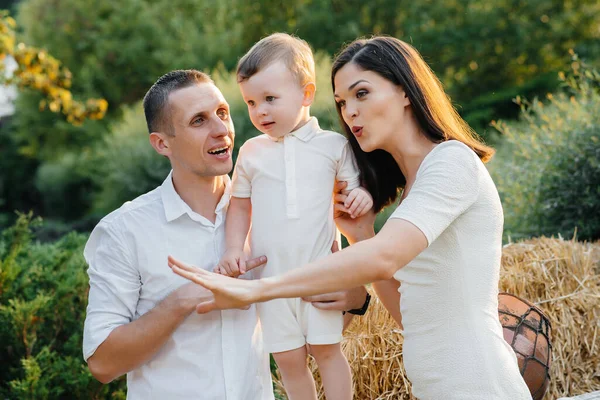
[231,117,360,353]
[390,140,531,399]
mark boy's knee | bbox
[273,347,308,373]
[309,343,342,363]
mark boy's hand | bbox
[344,187,373,219]
[215,248,247,277]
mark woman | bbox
[169,36,531,399]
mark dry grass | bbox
[272,237,600,399]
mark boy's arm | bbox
[219,197,252,274]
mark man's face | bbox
[165,83,235,178]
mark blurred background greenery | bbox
[0,0,599,398]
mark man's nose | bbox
[211,116,232,137]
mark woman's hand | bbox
[333,181,377,244]
[167,255,266,313]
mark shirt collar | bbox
[291,117,319,142]
[267,116,319,143]
[160,170,231,225]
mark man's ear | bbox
[302,82,316,107]
[149,132,172,158]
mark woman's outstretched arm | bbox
[168,218,427,312]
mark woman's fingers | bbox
[334,203,351,214]
[168,255,201,274]
[334,193,348,203]
[196,300,217,314]
[333,180,348,194]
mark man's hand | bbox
[302,286,368,312]
[302,239,368,313]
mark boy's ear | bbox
[149,132,172,158]
[302,82,316,106]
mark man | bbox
[82,69,368,400]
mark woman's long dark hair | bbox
[332,36,494,212]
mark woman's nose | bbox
[344,104,358,121]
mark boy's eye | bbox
[356,89,368,99]
[266,96,275,102]
[247,100,255,107]
[193,116,205,124]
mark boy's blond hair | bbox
[237,33,315,86]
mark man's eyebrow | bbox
[334,79,369,98]
[188,111,207,123]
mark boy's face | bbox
[239,61,311,139]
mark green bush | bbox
[0,213,126,399]
[488,58,600,241]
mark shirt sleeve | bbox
[389,143,481,246]
[82,219,141,361]
[231,145,252,198]
[336,140,361,191]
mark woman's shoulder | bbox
[420,140,481,175]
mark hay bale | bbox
[272,237,600,399]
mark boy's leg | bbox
[310,343,352,400]
[272,346,318,400]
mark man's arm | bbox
[87,254,267,384]
[87,283,210,383]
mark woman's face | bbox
[333,62,410,152]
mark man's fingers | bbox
[245,255,267,272]
[303,292,341,302]
[239,258,247,274]
[196,300,217,314]
[310,301,342,310]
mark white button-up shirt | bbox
[231,117,360,278]
[83,172,274,400]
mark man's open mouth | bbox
[208,146,229,155]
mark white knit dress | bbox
[389,140,532,400]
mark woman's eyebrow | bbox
[348,79,369,91]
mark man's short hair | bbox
[143,69,213,136]
[236,33,315,86]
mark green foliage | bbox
[0,213,126,399]
[89,104,170,215]
[489,57,600,241]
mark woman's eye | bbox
[356,89,368,99]
[266,96,275,102]
[337,100,346,107]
